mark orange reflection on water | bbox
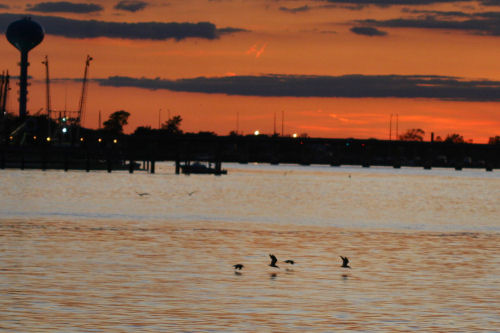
[1,219,499,332]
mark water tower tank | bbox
[6,18,44,120]
[6,18,44,53]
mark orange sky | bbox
[1,0,500,142]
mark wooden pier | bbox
[0,135,498,173]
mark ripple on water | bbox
[1,219,499,332]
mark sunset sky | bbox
[1,0,500,142]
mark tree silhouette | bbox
[488,136,500,144]
[161,115,183,134]
[399,128,425,141]
[103,110,130,134]
[444,133,465,143]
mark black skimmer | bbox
[340,256,351,268]
[233,264,244,270]
[269,254,279,268]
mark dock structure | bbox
[0,144,151,173]
[0,135,498,173]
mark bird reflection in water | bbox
[234,271,242,276]
[269,272,278,280]
[342,274,349,281]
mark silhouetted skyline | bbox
[0,0,499,142]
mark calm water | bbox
[1,164,499,332]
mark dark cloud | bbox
[114,0,149,12]
[0,13,245,40]
[27,1,103,14]
[350,26,387,36]
[321,0,500,7]
[324,0,473,7]
[279,5,311,13]
[401,9,473,17]
[481,0,500,5]
[359,11,500,36]
[96,74,500,101]
[0,4,9,9]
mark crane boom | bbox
[78,55,92,126]
[41,56,51,117]
[0,71,4,117]
[0,71,9,117]
[41,56,52,138]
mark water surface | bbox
[1,164,499,331]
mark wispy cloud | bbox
[114,0,149,12]
[329,113,351,123]
[279,5,311,14]
[350,26,387,36]
[218,27,250,35]
[246,42,268,58]
[96,74,500,101]
[27,1,103,14]
[0,13,245,41]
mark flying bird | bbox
[284,260,295,265]
[269,254,279,268]
[340,256,351,268]
[136,191,150,197]
[233,264,244,270]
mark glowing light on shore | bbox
[254,130,260,136]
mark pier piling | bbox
[85,154,91,172]
[175,158,180,174]
[129,160,134,174]
[150,160,155,174]
[64,153,69,172]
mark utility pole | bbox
[396,113,399,140]
[273,111,276,136]
[236,112,239,134]
[158,108,161,129]
[389,113,393,141]
[281,110,284,136]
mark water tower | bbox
[6,17,44,120]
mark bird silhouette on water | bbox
[284,260,295,265]
[269,254,279,268]
[340,256,351,268]
[136,191,150,197]
[233,264,244,270]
